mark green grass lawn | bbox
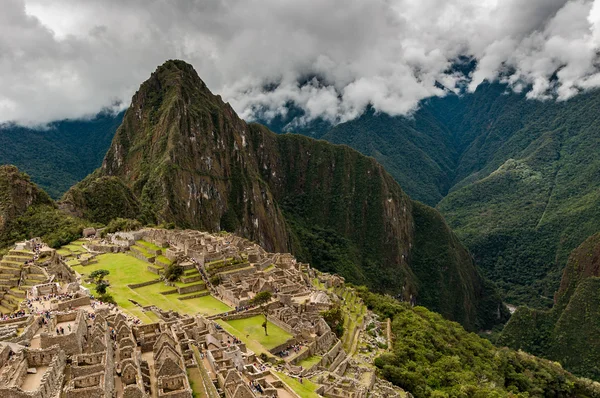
[298,355,322,369]
[136,240,163,251]
[274,371,320,398]
[156,255,172,266]
[222,315,292,350]
[71,252,231,321]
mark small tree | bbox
[322,306,345,337]
[164,264,184,282]
[250,291,272,336]
[89,269,110,284]
[249,291,272,307]
[95,281,109,295]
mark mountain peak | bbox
[65,60,507,330]
[131,59,215,115]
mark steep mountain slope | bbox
[63,60,506,330]
[322,106,458,206]
[309,83,600,308]
[438,87,600,307]
[500,232,600,380]
[0,165,86,248]
[360,288,600,397]
[0,112,124,199]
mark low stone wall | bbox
[266,315,294,335]
[147,265,162,275]
[177,291,209,300]
[207,262,250,275]
[269,372,302,398]
[55,296,91,311]
[85,244,123,253]
[177,283,206,295]
[290,342,317,366]
[219,310,264,321]
[268,337,298,355]
[180,274,203,284]
[129,249,155,264]
[0,315,30,326]
[9,317,39,344]
[127,279,161,289]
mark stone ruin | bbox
[0,229,407,398]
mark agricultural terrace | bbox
[70,251,231,323]
[311,277,367,355]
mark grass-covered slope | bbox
[63,60,504,330]
[0,165,87,248]
[500,232,600,380]
[0,112,123,199]
[358,287,600,398]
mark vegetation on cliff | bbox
[0,165,87,248]
[305,83,600,309]
[358,287,600,398]
[499,232,600,381]
[62,60,504,331]
[0,111,123,199]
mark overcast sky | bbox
[2,0,600,126]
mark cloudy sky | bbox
[2,0,600,126]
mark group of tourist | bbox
[1,309,27,321]
[226,336,242,346]
[249,380,265,394]
[24,242,46,264]
[277,342,304,358]
[55,324,70,335]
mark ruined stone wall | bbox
[55,296,90,311]
[266,315,294,334]
[177,283,206,295]
[267,337,298,355]
[71,352,106,378]
[1,347,66,398]
[314,331,337,353]
[40,312,86,355]
[8,317,39,344]
[85,244,124,253]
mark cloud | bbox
[1,0,599,126]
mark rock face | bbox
[500,232,600,380]
[63,60,506,330]
[0,165,53,235]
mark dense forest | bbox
[267,83,600,309]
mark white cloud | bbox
[1,0,599,126]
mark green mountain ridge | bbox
[62,59,506,330]
[317,83,600,308]
[0,112,124,199]
[2,164,600,396]
[500,232,600,380]
[0,165,86,249]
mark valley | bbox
[0,227,598,398]
[0,59,599,395]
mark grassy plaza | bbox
[215,315,293,356]
[70,252,231,323]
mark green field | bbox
[274,371,320,398]
[216,315,292,353]
[71,252,231,322]
[297,355,322,369]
